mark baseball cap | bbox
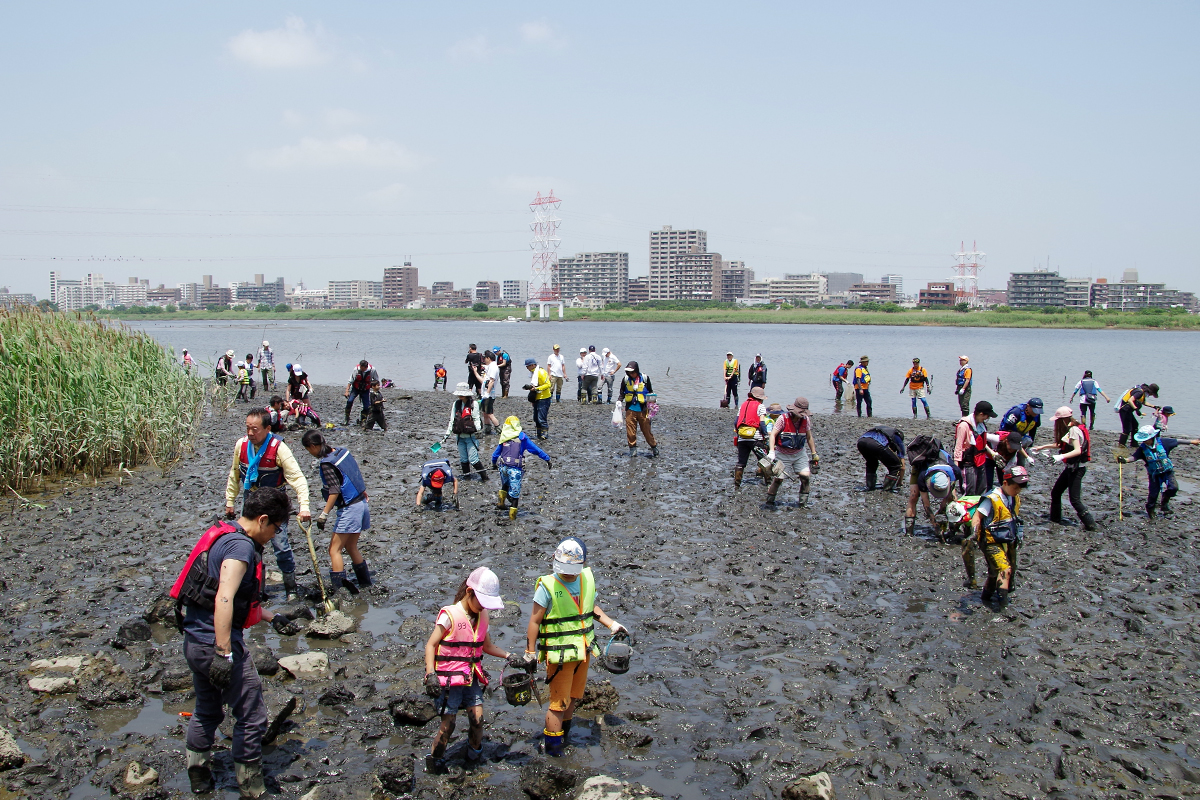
[580,347,587,353]
[1027,397,1044,413]
[1051,405,1074,420]
[553,538,586,576]
[912,357,920,363]
[726,351,733,356]
[466,567,504,610]
[974,400,997,418]
[236,361,245,368]
[262,340,269,347]
[553,344,561,350]
[959,355,969,361]
[602,347,610,354]
[292,364,303,374]
[430,469,446,488]
[1004,465,1030,485]
[928,470,951,498]
[589,345,596,352]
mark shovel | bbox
[298,519,335,615]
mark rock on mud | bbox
[519,761,577,800]
[142,594,176,625]
[29,676,76,694]
[29,656,86,672]
[278,652,329,680]
[117,619,153,642]
[252,647,280,676]
[298,777,386,800]
[0,726,26,771]
[376,755,415,795]
[388,693,436,726]
[263,693,300,745]
[577,775,663,800]
[77,654,142,708]
[577,680,620,713]
[160,669,192,692]
[305,610,357,639]
[782,772,835,800]
[607,723,653,748]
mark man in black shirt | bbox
[465,344,483,396]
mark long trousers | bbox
[1147,469,1178,510]
[857,436,900,487]
[1050,465,1089,522]
[957,387,972,416]
[626,409,656,448]
[724,378,739,407]
[960,461,987,496]
[1118,407,1138,446]
[582,376,599,402]
[1079,401,1096,429]
[185,637,267,764]
[345,388,371,418]
[856,389,873,417]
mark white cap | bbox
[466,567,504,610]
[580,347,587,353]
[236,361,245,368]
[263,340,270,347]
[553,538,586,576]
[292,364,303,374]
[602,348,610,354]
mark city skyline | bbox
[2,5,1198,296]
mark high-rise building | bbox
[502,280,529,304]
[177,283,204,306]
[1063,278,1092,309]
[114,278,148,307]
[474,281,502,303]
[233,276,285,306]
[383,262,419,308]
[49,271,119,310]
[431,281,455,295]
[1007,271,1065,308]
[747,273,826,305]
[627,277,649,304]
[880,273,904,298]
[200,286,233,306]
[328,280,383,308]
[821,272,865,295]
[1090,274,1194,311]
[649,226,707,300]
[719,261,754,303]
[554,252,629,303]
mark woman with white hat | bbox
[1033,406,1096,530]
[444,382,488,480]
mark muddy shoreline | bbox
[0,388,1197,799]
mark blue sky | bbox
[1,2,1197,297]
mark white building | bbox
[649,226,708,300]
[554,252,629,304]
[502,280,529,304]
[880,273,904,299]
[747,273,828,305]
[50,271,119,310]
[328,280,383,309]
[1063,278,1092,309]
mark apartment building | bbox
[328,280,383,309]
[918,282,958,307]
[502,280,529,304]
[719,261,754,303]
[747,273,826,305]
[649,226,708,300]
[383,263,419,308]
[1007,271,1065,308]
[233,275,285,306]
[627,276,649,304]
[1063,278,1092,309]
[554,252,629,303]
[474,281,502,303]
[848,283,899,304]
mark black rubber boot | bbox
[460,461,471,477]
[328,570,344,593]
[352,560,373,587]
[472,462,488,481]
[1081,512,1097,531]
[282,571,299,603]
[562,718,573,741]
[980,576,995,603]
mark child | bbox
[423,567,513,772]
[1121,424,1200,518]
[362,382,387,431]
[445,383,488,480]
[971,465,1029,608]
[433,363,448,392]
[491,416,551,520]
[266,396,289,432]
[518,538,628,757]
[244,354,258,400]
[417,460,458,509]
[302,430,373,592]
[235,361,252,402]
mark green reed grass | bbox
[0,309,205,492]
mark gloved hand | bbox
[224,506,236,520]
[208,652,234,690]
[1052,454,1065,463]
[424,672,442,698]
[1118,456,1129,463]
[272,614,302,636]
[316,512,328,531]
[607,621,628,635]
[510,652,538,672]
[492,460,498,470]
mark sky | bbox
[1,2,1197,298]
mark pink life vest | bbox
[169,522,263,630]
[434,603,489,687]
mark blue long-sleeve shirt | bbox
[491,432,550,469]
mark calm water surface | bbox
[130,319,1199,436]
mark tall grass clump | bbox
[0,309,205,492]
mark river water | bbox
[130,318,1199,435]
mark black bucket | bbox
[598,631,634,675]
[502,668,533,706]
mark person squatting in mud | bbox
[492,416,551,520]
[176,487,297,799]
[904,435,960,539]
[423,567,514,773]
[856,424,904,491]
[765,396,819,506]
[416,460,458,509]
[302,430,374,594]
[517,538,629,757]
[225,409,311,603]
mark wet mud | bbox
[0,389,1198,799]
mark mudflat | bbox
[1,389,1197,799]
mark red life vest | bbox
[957,419,989,467]
[352,366,375,391]
[169,522,263,630]
[776,413,809,452]
[433,603,489,687]
[1060,424,1091,464]
[237,435,284,488]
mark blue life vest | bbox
[318,447,368,507]
[1079,378,1098,401]
[497,437,526,468]
[1142,439,1174,476]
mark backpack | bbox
[907,435,943,466]
[452,399,477,435]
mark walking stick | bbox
[1119,459,1123,521]
[298,519,335,615]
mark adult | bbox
[575,347,587,403]
[1069,370,1110,431]
[954,355,974,417]
[600,348,622,404]
[344,360,379,426]
[765,397,819,507]
[465,344,483,396]
[972,465,1029,608]
[989,430,1031,477]
[831,359,853,401]
[495,346,513,398]
[581,346,603,404]
[1033,406,1096,530]
[445,382,488,480]
[856,425,904,491]
[255,341,275,391]
[1117,383,1160,447]
[215,350,235,386]
[479,351,501,434]
[1122,424,1200,518]
[224,409,311,602]
[522,358,553,439]
[955,401,998,496]
[722,351,741,408]
[732,386,767,488]
[999,397,1044,442]
[181,348,194,374]
[901,357,931,419]
[546,345,567,403]
[621,361,658,457]
[747,354,768,391]
[853,356,873,417]
[303,430,373,592]
[178,487,293,798]
[286,364,311,403]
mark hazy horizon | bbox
[2,3,1197,298]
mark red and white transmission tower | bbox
[529,191,561,302]
[953,241,985,307]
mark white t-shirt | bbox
[576,356,586,377]
[547,353,566,378]
[481,363,500,399]
[583,352,603,377]
[602,353,620,375]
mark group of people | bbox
[825,353,976,418]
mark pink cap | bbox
[466,567,504,610]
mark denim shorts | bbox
[333,501,370,533]
[436,677,485,713]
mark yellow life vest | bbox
[536,568,596,664]
[980,487,1022,544]
[622,376,648,406]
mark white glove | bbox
[607,621,626,634]
[1052,454,1065,464]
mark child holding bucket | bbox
[422,567,515,772]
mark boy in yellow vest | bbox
[518,538,628,756]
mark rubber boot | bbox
[904,517,916,537]
[466,744,483,764]
[995,587,1009,608]
[186,749,213,794]
[497,489,508,509]
[980,576,995,603]
[1146,504,1157,520]
[962,552,978,590]
[352,560,373,587]
[343,410,351,426]
[460,461,471,478]
[733,467,744,488]
[651,445,659,457]
[798,491,810,508]
[472,462,488,481]
[1161,501,1174,517]
[544,728,565,757]
[925,407,931,420]
[1081,512,1097,531]
[508,498,518,521]
[766,478,783,505]
[628,446,637,458]
[235,760,266,799]
[562,718,573,741]
[328,570,345,593]
[282,571,299,603]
